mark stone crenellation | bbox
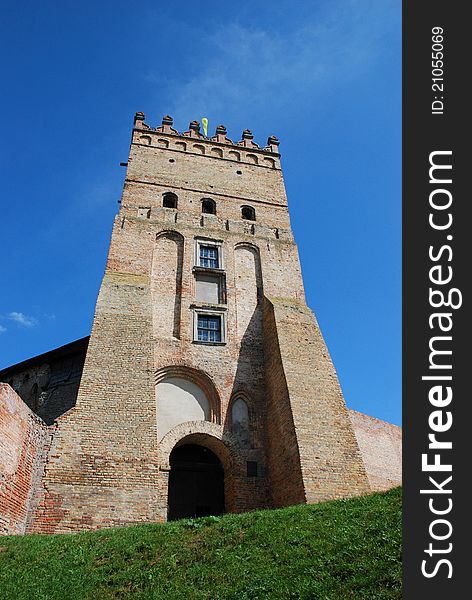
[133,113,281,168]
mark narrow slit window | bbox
[246,461,258,477]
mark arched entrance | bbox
[168,444,225,520]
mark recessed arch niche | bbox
[155,366,221,442]
[234,243,263,340]
[156,378,210,442]
[151,231,183,339]
[230,396,251,448]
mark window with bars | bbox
[197,315,222,342]
[199,244,219,269]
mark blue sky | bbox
[0,1,401,425]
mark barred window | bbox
[197,315,222,343]
[199,244,219,269]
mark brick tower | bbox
[28,113,370,533]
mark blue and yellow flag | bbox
[202,117,208,136]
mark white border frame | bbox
[194,237,224,270]
[192,307,227,344]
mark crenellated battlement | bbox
[132,113,281,169]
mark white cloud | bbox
[7,312,38,327]
[154,1,398,132]
[0,324,6,333]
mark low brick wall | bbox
[0,383,51,535]
[349,409,402,491]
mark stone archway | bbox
[159,422,241,518]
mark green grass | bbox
[0,487,401,600]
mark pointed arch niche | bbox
[152,231,184,339]
[229,395,251,448]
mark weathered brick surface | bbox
[349,409,402,491]
[28,278,160,533]
[0,384,52,534]
[2,114,382,533]
[0,338,88,425]
[263,299,370,505]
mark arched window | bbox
[231,397,250,448]
[163,192,178,209]
[202,198,216,215]
[228,150,241,161]
[241,205,256,221]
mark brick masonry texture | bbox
[0,115,400,535]
[0,384,52,534]
[0,338,88,426]
[348,409,402,491]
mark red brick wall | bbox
[0,383,51,535]
[262,300,306,507]
[349,409,402,491]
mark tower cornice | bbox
[132,113,281,157]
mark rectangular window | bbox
[197,315,222,342]
[195,274,221,304]
[199,244,219,269]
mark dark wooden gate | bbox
[168,444,225,520]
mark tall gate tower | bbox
[29,113,369,533]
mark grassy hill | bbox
[0,487,401,600]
